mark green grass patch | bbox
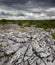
[0,19,55,29]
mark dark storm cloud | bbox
[0,0,55,7]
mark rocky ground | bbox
[0,24,55,65]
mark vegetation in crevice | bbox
[0,43,3,48]
[51,33,55,39]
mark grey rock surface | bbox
[0,26,55,65]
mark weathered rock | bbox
[0,27,55,65]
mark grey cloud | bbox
[0,11,13,16]
[0,6,55,20]
[0,0,55,20]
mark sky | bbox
[0,0,55,20]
